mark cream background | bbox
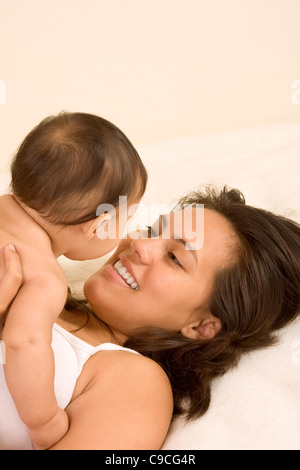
[0,1,300,450]
[0,0,300,173]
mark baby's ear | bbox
[80,213,112,240]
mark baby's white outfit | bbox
[0,323,139,450]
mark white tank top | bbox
[0,323,139,450]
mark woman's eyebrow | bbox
[173,238,198,264]
[160,214,198,263]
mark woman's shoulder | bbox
[74,347,173,401]
[58,349,174,449]
[100,348,172,389]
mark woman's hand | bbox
[0,245,23,315]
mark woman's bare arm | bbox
[50,351,173,450]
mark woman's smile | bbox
[115,258,139,289]
[103,258,139,290]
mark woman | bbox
[1,186,300,449]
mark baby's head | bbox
[11,111,148,259]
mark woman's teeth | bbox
[113,260,139,290]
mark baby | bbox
[0,112,147,449]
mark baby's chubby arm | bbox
[0,245,23,315]
[2,271,69,450]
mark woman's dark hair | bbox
[11,111,147,225]
[65,185,300,420]
[123,186,300,419]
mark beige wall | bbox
[0,0,300,173]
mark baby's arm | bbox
[2,274,69,450]
[0,245,23,316]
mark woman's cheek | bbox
[83,277,100,304]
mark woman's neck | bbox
[56,307,125,348]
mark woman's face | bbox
[84,208,238,338]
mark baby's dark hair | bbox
[11,112,148,225]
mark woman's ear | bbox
[80,213,112,241]
[181,315,221,340]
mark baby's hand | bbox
[0,245,23,315]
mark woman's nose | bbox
[130,236,157,265]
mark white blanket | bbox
[1,121,300,450]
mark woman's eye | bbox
[168,252,182,268]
